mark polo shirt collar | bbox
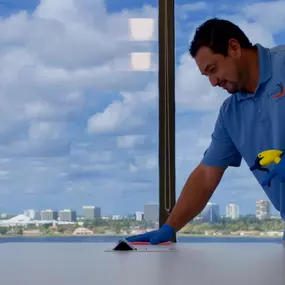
[236,43,272,102]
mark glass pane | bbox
[175,1,284,238]
[0,0,159,241]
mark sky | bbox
[0,0,284,216]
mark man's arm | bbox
[166,100,241,232]
[125,101,241,244]
[166,163,226,232]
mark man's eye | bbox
[209,66,216,73]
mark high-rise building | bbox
[41,209,58,221]
[226,204,239,219]
[83,206,101,219]
[193,213,202,220]
[144,203,159,223]
[200,202,220,223]
[24,209,41,220]
[59,209,77,222]
[256,200,270,219]
[135,211,144,221]
[112,215,122,220]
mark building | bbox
[200,202,220,223]
[101,216,112,220]
[135,211,144,221]
[59,209,77,222]
[0,214,32,227]
[112,215,122,220]
[23,230,41,236]
[41,209,58,221]
[83,206,101,219]
[256,200,270,219]
[226,204,239,219]
[0,215,76,228]
[0,213,18,219]
[193,213,202,221]
[73,227,94,235]
[24,209,41,220]
[144,203,159,223]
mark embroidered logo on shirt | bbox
[268,82,284,99]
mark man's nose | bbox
[209,76,219,87]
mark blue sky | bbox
[0,0,284,217]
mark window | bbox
[0,0,283,247]
[0,0,159,240]
[174,0,285,239]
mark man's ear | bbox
[228,39,241,58]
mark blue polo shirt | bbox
[202,43,285,219]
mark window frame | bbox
[158,0,176,242]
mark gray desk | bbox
[0,242,284,285]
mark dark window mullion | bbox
[158,0,176,242]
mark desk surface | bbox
[0,242,284,285]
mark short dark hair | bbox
[189,18,254,57]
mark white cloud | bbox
[0,0,284,215]
[87,100,140,133]
[0,139,70,158]
[28,121,64,140]
[89,151,112,163]
[129,163,138,172]
[241,0,285,35]
[0,157,68,197]
[220,15,276,47]
[176,2,208,20]
[116,135,147,148]
[0,0,157,154]
[87,81,157,133]
[175,53,228,111]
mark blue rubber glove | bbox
[261,157,285,187]
[125,224,175,245]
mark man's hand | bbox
[261,157,285,187]
[125,224,175,245]
[124,163,225,245]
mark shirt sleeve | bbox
[201,103,242,168]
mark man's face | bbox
[194,41,245,94]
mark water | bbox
[0,235,282,243]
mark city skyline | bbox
[0,194,279,216]
[0,0,283,217]
[0,200,276,219]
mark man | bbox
[126,18,285,244]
